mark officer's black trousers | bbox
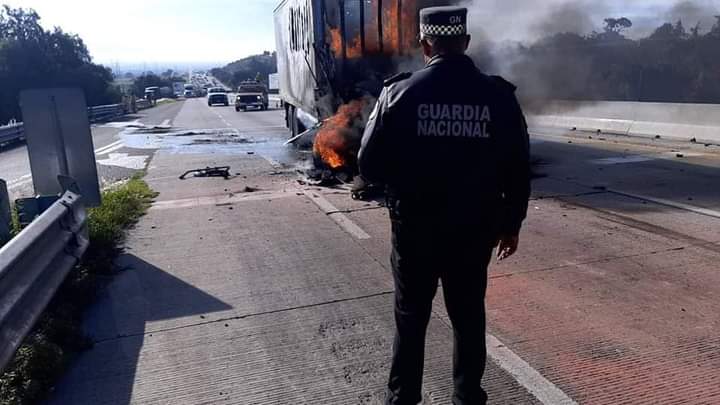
[386,219,493,405]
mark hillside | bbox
[211,51,277,89]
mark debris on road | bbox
[179,166,231,180]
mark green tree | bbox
[0,6,120,123]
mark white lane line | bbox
[7,174,31,186]
[610,190,720,219]
[591,155,656,165]
[303,190,371,240]
[486,334,578,405]
[95,143,126,156]
[160,119,170,127]
[94,140,123,154]
[150,190,296,211]
[10,139,127,190]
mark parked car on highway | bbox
[208,90,229,106]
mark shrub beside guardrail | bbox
[0,189,89,371]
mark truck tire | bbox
[235,106,240,112]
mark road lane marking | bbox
[486,334,578,405]
[96,153,147,170]
[10,139,128,190]
[7,174,31,186]
[609,190,720,219]
[590,155,656,165]
[160,119,171,127]
[95,143,125,156]
[303,190,371,240]
[94,140,123,154]
[150,190,296,210]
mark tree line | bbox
[504,16,720,104]
[0,6,121,124]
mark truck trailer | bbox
[274,0,453,139]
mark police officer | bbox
[358,6,531,405]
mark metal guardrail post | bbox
[0,180,11,245]
[0,190,88,371]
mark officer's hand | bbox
[497,235,519,261]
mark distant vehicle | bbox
[208,90,229,107]
[183,83,195,98]
[173,82,184,96]
[208,87,226,94]
[144,86,159,101]
[235,93,265,111]
[158,86,173,98]
[236,80,268,111]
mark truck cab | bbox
[235,93,266,111]
[235,80,269,111]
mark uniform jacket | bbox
[358,53,531,236]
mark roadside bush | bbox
[0,176,156,405]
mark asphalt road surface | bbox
[0,101,185,199]
[8,97,718,404]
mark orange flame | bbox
[329,27,362,59]
[329,27,343,56]
[313,100,366,169]
[383,0,400,53]
[401,0,418,51]
[346,35,362,58]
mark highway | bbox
[1,102,184,199]
[4,98,718,403]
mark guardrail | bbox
[88,104,124,123]
[0,102,137,145]
[0,123,25,145]
[0,189,88,371]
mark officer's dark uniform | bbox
[358,6,531,405]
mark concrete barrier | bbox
[526,101,720,144]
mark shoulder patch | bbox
[490,75,518,92]
[383,72,412,87]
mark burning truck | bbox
[274,0,452,183]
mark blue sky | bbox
[3,0,712,68]
[3,0,279,67]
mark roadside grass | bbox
[0,175,157,405]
